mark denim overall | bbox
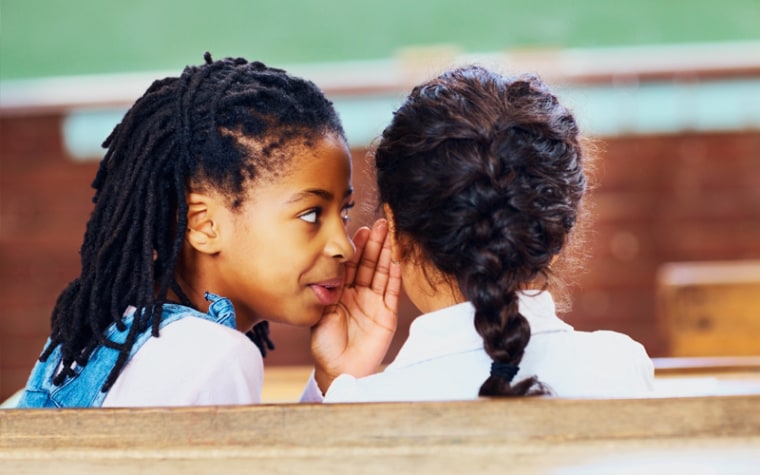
[16,292,237,408]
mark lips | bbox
[308,278,344,306]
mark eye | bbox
[341,202,355,224]
[299,208,320,224]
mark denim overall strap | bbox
[16,293,237,408]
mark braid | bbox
[43,53,345,391]
[375,66,586,397]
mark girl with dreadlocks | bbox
[17,54,400,408]
[307,65,654,402]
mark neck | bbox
[401,259,464,314]
[171,246,214,313]
[170,270,209,313]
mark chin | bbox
[305,312,325,327]
[284,307,324,328]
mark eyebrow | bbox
[286,187,353,204]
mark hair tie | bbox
[490,361,519,382]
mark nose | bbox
[326,223,356,263]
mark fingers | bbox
[344,226,370,286]
[384,259,402,311]
[369,225,393,294]
[353,219,388,289]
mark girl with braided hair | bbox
[314,65,654,402]
[17,53,400,408]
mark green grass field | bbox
[1,0,759,80]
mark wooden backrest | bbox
[657,260,760,356]
[2,396,759,474]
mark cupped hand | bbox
[311,218,401,394]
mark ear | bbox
[383,203,402,263]
[186,192,222,254]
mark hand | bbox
[311,218,401,394]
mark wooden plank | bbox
[1,396,759,474]
[653,356,760,375]
[657,260,760,356]
[1,440,758,475]
[651,357,760,397]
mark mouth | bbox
[308,278,343,306]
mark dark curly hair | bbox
[374,65,588,397]
[41,53,345,392]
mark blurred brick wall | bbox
[568,132,760,354]
[1,111,759,401]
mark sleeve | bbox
[324,375,365,402]
[298,370,325,403]
[298,370,370,403]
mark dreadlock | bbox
[41,52,345,391]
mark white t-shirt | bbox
[303,291,655,403]
[103,317,264,407]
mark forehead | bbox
[248,133,353,201]
[282,134,351,181]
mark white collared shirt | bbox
[103,317,264,407]
[307,291,654,402]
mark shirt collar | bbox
[389,291,573,368]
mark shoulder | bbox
[146,317,264,378]
[104,317,264,406]
[525,329,655,398]
[583,330,652,363]
[161,316,256,348]
[533,328,650,360]
[172,317,262,360]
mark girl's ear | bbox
[383,203,402,263]
[186,192,222,254]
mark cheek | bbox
[261,237,315,279]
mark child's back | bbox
[316,65,654,402]
[323,293,653,402]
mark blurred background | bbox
[1,0,759,402]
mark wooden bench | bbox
[3,358,760,472]
[1,395,758,474]
[651,356,760,397]
[653,356,760,375]
[657,260,760,357]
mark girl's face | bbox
[208,133,355,331]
